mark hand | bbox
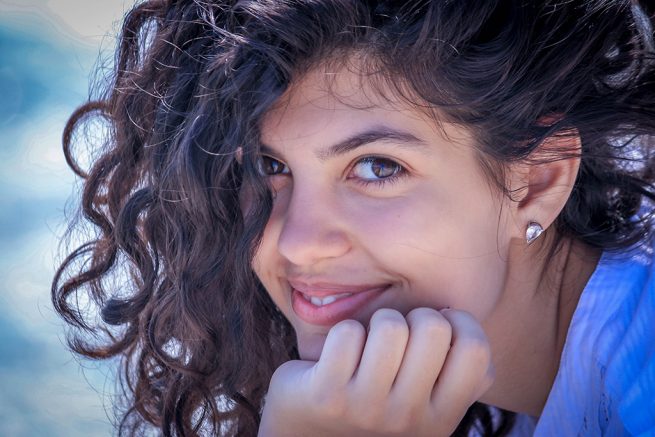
[258,307,494,436]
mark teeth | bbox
[306,293,352,307]
[322,296,337,305]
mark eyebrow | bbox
[260,125,429,161]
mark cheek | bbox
[251,194,304,321]
[251,212,285,307]
[349,189,509,321]
[408,250,508,321]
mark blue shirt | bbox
[533,238,655,436]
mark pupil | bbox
[262,157,282,175]
[372,159,395,178]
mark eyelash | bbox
[257,155,408,189]
[349,156,408,188]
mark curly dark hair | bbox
[53,0,655,435]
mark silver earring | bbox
[526,222,544,245]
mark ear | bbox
[507,129,582,242]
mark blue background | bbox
[1,1,130,435]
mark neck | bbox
[479,234,602,417]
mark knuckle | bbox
[406,306,441,320]
[408,308,452,338]
[331,318,365,339]
[459,337,492,366]
[371,307,404,322]
[370,308,408,338]
[451,308,478,323]
[443,308,478,326]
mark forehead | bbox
[270,60,406,113]
[260,60,463,149]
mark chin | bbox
[296,331,328,361]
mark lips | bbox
[289,280,390,326]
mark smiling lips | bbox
[289,280,390,326]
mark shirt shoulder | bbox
[534,239,655,436]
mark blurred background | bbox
[1,1,131,435]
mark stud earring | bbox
[526,221,544,245]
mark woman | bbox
[53,0,655,435]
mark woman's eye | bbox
[258,155,289,176]
[351,157,403,181]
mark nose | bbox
[276,184,351,266]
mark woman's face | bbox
[252,66,516,360]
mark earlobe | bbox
[511,129,582,240]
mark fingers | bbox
[315,306,492,428]
[302,307,492,437]
[315,319,366,384]
[354,309,409,399]
[430,309,494,413]
[390,307,452,402]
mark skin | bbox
[251,61,602,435]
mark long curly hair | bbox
[53,0,655,435]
